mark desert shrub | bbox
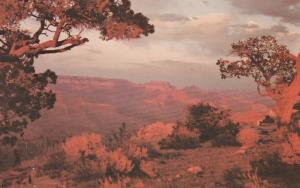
[130,122,175,150]
[125,143,157,177]
[223,168,273,188]
[280,133,300,165]
[250,153,300,187]
[250,154,287,177]
[237,128,259,148]
[159,135,199,150]
[63,133,107,181]
[63,133,106,161]
[105,124,158,177]
[184,103,240,146]
[290,102,300,130]
[186,103,230,141]
[212,122,240,147]
[159,104,240,149]
[212,133,238,147]
[73,157,102,181]
[142,143,162,158]
[106,123,132,151]
[0,136,66,172]
[105,148,134,180]
[102,144,156,186]
[260,115,275,124]
[159,124,200,149]
[43,151,69,178]
[62,131,157,185]
[223,168,245,188]
[272,127,289,141]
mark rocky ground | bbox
[0,145,251,188]
[144,146,250,188]
[1,123,291,188]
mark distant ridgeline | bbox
[24,76,273,139]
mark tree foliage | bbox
[217,36,296,98]
[0,58,56,145]
[0,0,154,60]
[0,0,154,145]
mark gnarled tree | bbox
[0,0,154,144]
[217,36,300,124]
[0,0,154,60]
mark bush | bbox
[63,133,105,181]
[250,153,300,187]
[159,136,200,150]
[260,115,275,124]
[223,168,273,188]
[61,129,157,185]
[63,133,106,161]
[105,123,132,151]
[280,133,300,165]
[130,122,175,151]
[250,154,286,177]
[223,167,245,188]
[184,103,240,147]
[212,122,240,147]
[186,103,230,141]
[159,124,200,149]
[43,151,69,178]
[158,104,240,149]
[212,133,238,147]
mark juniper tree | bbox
[217,36,300,124]
[0,0,154,144]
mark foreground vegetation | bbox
[1,102,300,188]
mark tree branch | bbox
[38,38,89,55]
[9,36,89,57]
[33,19,46,41]
[53,18,66,47]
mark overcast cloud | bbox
[35,0,300,90]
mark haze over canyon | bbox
[26,76,273,138]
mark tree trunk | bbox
[274,53,300,124]
[275,89,299,124]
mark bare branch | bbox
[8,36,89,57]
[53,18,66,47]
[38,44,82,55]
[38,37,89,55]
[33,19,46,40]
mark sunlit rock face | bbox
[26,76,272,138]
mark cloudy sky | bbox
[35,0,300,90]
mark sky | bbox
[35,0,300,90]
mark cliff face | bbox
[25,76,273,138]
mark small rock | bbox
[175,173,182,178]
[232,149,246,155]
[187,166,203,174]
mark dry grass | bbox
[280,133,300,164]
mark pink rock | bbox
[187,166,203,174]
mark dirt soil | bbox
[145,146,251,188]
[0,145,252,188]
